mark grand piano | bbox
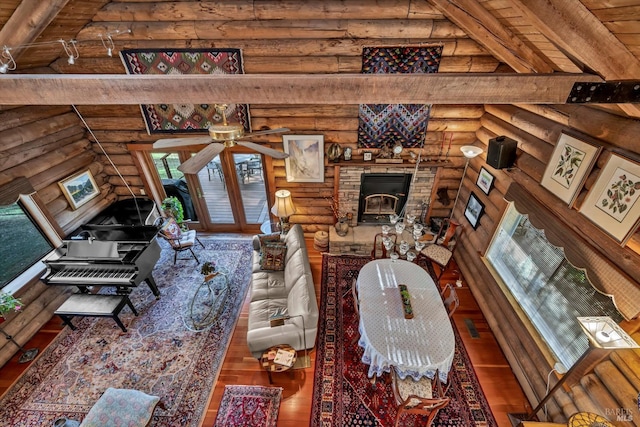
[42,197,162,298]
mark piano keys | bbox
[42,197,163,298]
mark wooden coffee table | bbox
[260,344,297,384]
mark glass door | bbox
[150,149,269,232]
[192,150,269,232]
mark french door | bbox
[150,149,271,233]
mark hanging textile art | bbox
[120,48,250,134]
[357,46,442,149]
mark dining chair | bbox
[371,232,397,259]
[440,283,459,318]
[350,278,362,347]
[391,367,450,427]
[419,219,461,280]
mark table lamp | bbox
[509,316,638,425]
[450,145,484,220]
[271,189,296,233]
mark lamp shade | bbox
[577,316,639,349]
[460,145,483,159]
[271,189,296,218]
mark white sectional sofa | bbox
[246,224,319,358]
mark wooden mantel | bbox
[0,73,601,105]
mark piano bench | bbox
[55,293,138,333]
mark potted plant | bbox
[200,261,217,281]
[0,292,23,319]
[398,285,413,319]
[161,196,186,229]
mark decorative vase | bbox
[334,218,349,237]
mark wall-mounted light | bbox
[99,29,131,57]
[0,46,16,74]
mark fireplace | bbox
[358,173,412,223]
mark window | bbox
[0,201,55,289]
[486,203,622,369]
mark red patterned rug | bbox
[310,254,498,427]
[214,385,282,427]
[0,238,253,426]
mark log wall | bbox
[0,105,117,367]
[454,103,640,424]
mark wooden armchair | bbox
[157,217,204,264]
[419,219,461,280]
[391,367,450,427]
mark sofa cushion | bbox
[260,242,287,271]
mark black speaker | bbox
[487,136,517,169]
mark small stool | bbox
[313,230,329,251]
[55,294,137,333]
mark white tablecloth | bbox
[356,259,455,383]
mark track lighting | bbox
[100,33,115,57]
[0,46,16,74]
[60,39,79,65]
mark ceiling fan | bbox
[153,104,290,174]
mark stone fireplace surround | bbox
[331,164,436,255]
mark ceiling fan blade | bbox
[153,136,212,149]
[177,143,225,174]
[244,127,290,138]
[237,141,290,159]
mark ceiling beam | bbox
[430,0,554,74]
[0,0,71,59]
[509,0,640,117]
[0,73,601,105]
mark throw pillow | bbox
[260,242,287,271]
[258,232,282,249]
[79,388,160,427]
[160,217,182,239]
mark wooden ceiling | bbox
[0,0,639,113]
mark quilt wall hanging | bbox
[357,46,442,149]
[120,48,250,134]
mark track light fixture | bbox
[0,46,16,74]
[99,29,130,57]
[60,39,80,65]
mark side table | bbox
[260,344,297,384]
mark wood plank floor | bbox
[0,234,528,426]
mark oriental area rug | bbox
[120,48,250,133]
[0,237,253,426]
[357,46,442,149]
[310,254,498,427]
[213,385,282,427]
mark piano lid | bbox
[66,240,120,259]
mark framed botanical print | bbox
[579,153,640,245]
[476,167,495,195]
[541,132,602,205]
[464,192,485,230]
[283,135,324,183]
[59,170,100,210]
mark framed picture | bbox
[283,135,324,183]
[59,170,100,210]
[541,132,602,205]
[464,192,485,230]
[476,167,495,195]
[363,151,372,161]
[579,153,640,245]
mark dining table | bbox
[356,258,456,383]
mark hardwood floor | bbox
[0,235,528,426]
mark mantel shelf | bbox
[327,160,453,168]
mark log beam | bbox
[0,73,601,105]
